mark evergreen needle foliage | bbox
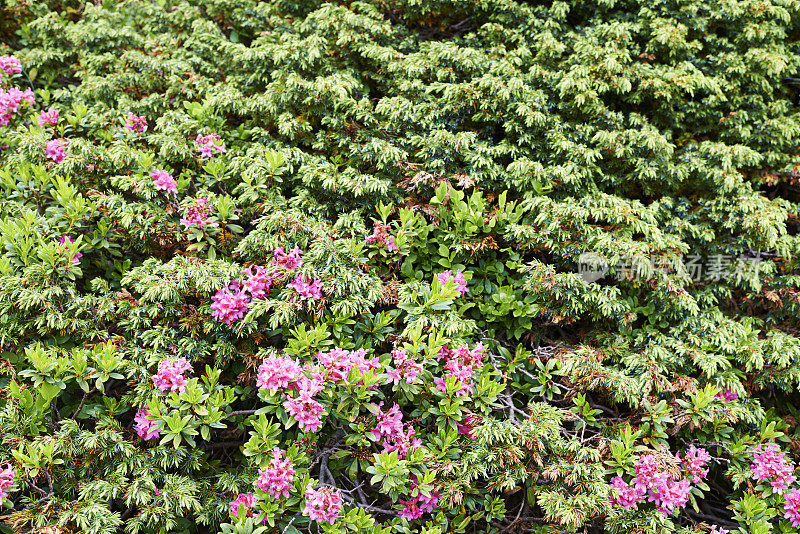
[0,0,799,533]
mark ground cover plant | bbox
[1,0,800,532]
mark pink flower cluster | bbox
[255,447,295,498]
[256,347,378,433]
[317,348,380,382]
[677,445,711,483]
[125,112,147,133]
[751,443,796,494]
[386,347,423,385]
[180,197,218,229]
[365,221,397,251]
[197,133,226,158]
[289,274,323,301]
[37,108,59,126]
[0,464,14,504]
[709,527,728,534]
[284,376,326,433]
[303,486,343,525]
[242,265,272,299]
[434,343,485,397]
[257,353,302,393]
[210,280,251,325]
[0,55,22,78]
[272,246,303,271]
[635,454,692,516]
[716,389,738,402]
[211,266,273,325]
[133,407,161,441]
[608,476,645,510]
[0,86,34,126]
[399,476,440,520]
[609,451,710,516]
[209,249,316,324]
[372,403,421,459]
[746,443,800,526]
[45,138,69,164]
[785,488,800,527]
[59,235,82,264]
[229,492,258,518]
[150,169,177,195]
[438,269,468,297]
[0,56,31,126]
[457,414,480,440]
[152,358,193,392]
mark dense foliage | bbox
[2,0,800,532]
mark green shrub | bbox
[1,0,800,532]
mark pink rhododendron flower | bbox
[392,426,421,459]
[37,108,59,126]
[710,527,729,534]
[434,343,484,397]
[317,347,380,382]
[9,87,34,105]
[399,475,440,519]
[59,235,83,263]
[289,274,322,301]
[456,414,480,440]
[229,492,258,518]
[255,448,295,498]
[133,407,161,441]
[365,221,397,251]
[242,265,271,299]
[150,169,177,195]
[716,389,738,402]
[0,464,14,504]
[210,280,251,325]
[634,454,659,481]
[317,348,354,382]
[256,354,302,393]
[399,498,422,520]
[416,486,440,513]
[271,246,303,271]
[386,347,423,385]
[344,348,382,377]
[609,452,703,516]
[152,358,193,392]
[284,391,325,433]
[0,87,34,126]
[608,476,645,510]
[181,197,218,229]
[785,488,800,527]
[372,403,403,441]
[456,422,472,437]
[371,403,420,459]
[647,477,691,516]
[633,455,692,516]
[294,372,326,397]
[125,112,147,133]
[438,269,468,296]
[303,486,342,524]
[45,138,68,163]
[0,55,22,77]
[676,445,711,483]
[197,133,226,158]
[751,443,797,494]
